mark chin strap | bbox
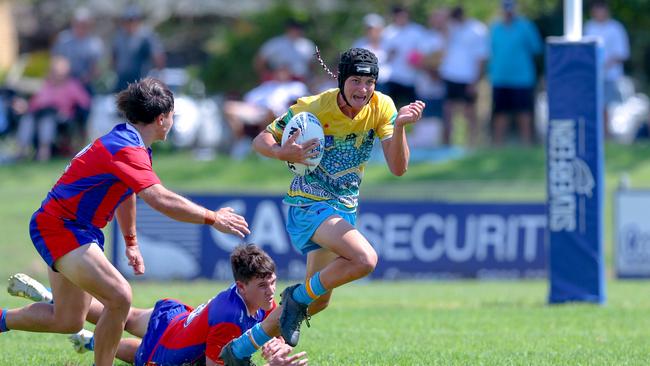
[340,88,353,107]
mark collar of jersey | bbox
[232,283,261,319]
[124,122,146,148]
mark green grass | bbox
[1,281,650,365]
[1,143,650,365]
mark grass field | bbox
[1,144,650,365]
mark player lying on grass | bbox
[0,77,249,366]
[219,47,424,365]
[7,244,307,366]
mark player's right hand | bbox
[278,130,320,165]
[212,207,250,238]
[125,245,145,275]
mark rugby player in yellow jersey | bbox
[220,48,425,366]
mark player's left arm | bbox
[382,100,426,176]
[115,193,145,275]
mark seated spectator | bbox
[16,56,91,161]
[223,63,309,159]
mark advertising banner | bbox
[112,195,547,281]
[615,189,650,278]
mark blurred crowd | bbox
[0,4,164,162]
[0,0,644,163]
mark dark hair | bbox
[116,77,174,125]
[285,18,305,30]
[230,244,276,283]
[391,5,407,14]
[591,0,608,9]
[451,6,464,20]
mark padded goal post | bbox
[546,37,606,304]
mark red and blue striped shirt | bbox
[39,123,160,228]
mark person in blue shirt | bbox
[489,0,542,146]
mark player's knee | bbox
[105,281,132,312]
[352,250,377,278]
[58,317,85,333]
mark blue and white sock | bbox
[292,272,328,305]
[0,308,9,332]
[231,323,272,358]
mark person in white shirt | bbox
[255,20,316,83]
[223,63,309,159]
[381,6,427,108]
[352,13,389,89]
[584,0,630,136]
[409,8,448,148]
[439,6,488,147]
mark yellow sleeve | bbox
[376,94,398,141]
[265,97,312,143]
[265,113,292,143]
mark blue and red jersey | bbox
[41,122,160,227]
[30,123,161,267]
[136,285,276,366]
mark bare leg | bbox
[492,112,509,146]
[261,216,377,337]
[515,112,533,146]
[54,244,133,366]
[442,101,454,145]
[463,102,478,147]
[84,297,152,338]
[116,338,141,364]
[310,216,378,290]
[6,268,91,333]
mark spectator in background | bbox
[254,19,316,83]
[112,5,165,92]
[16,56,91,161]
[223,62,309,159]
[584,0,630,136]
[409,8,448,148]
[381,5,426,108]
[353,13,389,90]
[439,6,488,147]
[489,0,542,146]
[51,7,104,94]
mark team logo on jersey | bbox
[184,302,208,327]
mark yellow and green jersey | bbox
[266,88,397,212]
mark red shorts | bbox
[29,209,105,270]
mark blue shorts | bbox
[286,202,356,254]
[134,298,189,366]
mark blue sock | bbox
[292,272,328,305]
[231,323,272,358]
[0,308,9,332]
[87,336,95,351]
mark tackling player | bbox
[8,244,307,366]
[220,48,425,365]
[0,78,250,366]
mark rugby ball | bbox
[281,112,325,176]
